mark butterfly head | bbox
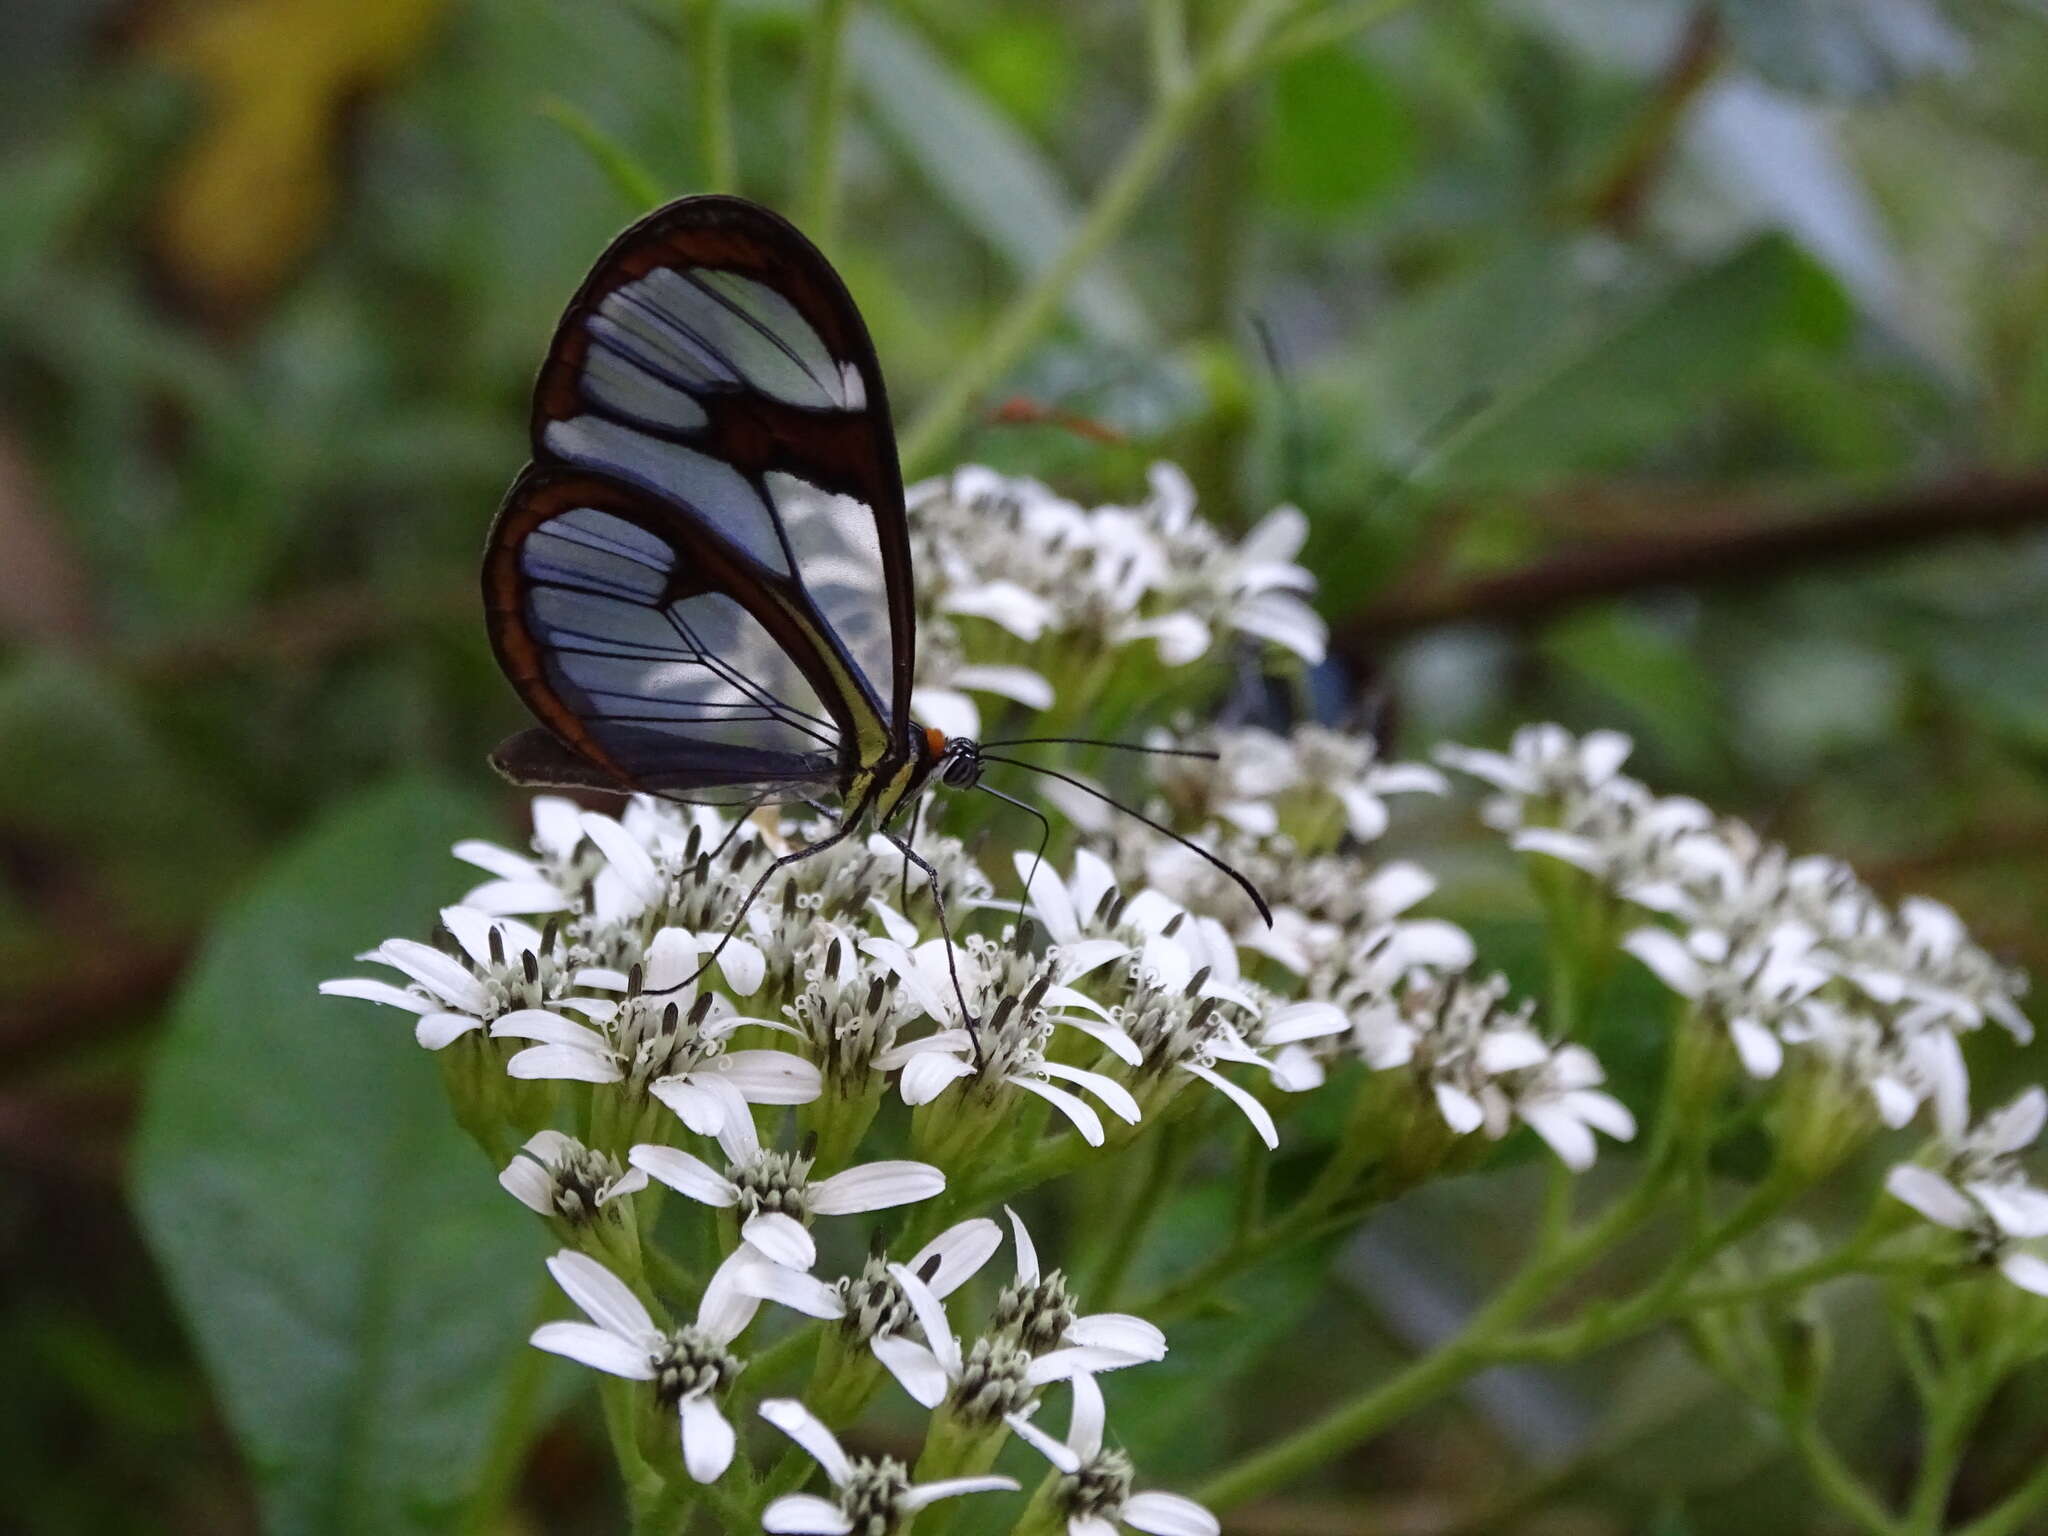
[935,732,985,791]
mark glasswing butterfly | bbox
[482,195,1266,1017]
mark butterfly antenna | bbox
[981,735,1220,761]
[978,754,1272,926]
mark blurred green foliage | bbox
[5,0,2048,1531]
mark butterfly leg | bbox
[896,795,922,915]
[879,828,980,1037]
[968,782,1052,925]
[647,812,859,997]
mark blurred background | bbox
[5,1,2048,1531]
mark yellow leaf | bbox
[142,0,449,315]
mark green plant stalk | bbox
[897,0,1308,474]
[1087,1117,1191,1307]
[690,0,737,193]
[540,97,665,210]
[1955,1452,2048,1536]
[1193,1166,1665,1511]
[1786,1412,1900,1536]
[459,1285,559,1536]
[1903,1377,1991,1536]
[799,0,855,244]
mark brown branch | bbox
[1580,4,1724,234]
[1336,468,2048,654]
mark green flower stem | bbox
[689,0,737,193]
[799,0,855,245]
[604,1377,672,1534]
[897,0,1302,476]
[1903,1377,1992,1536]
[1193,1164,1671,1511]
[1955,1454,2048,1536]
[731,1320,826,1406]
[1786,1411,1901,1536]
[459,1283,559,1536]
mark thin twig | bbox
[1335,468,2048,652]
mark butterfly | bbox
[482,195,1265,1010]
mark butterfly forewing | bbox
[484,196,916,804]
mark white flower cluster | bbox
[1064,722,1638,1175]
[904,463,1326,738]
[1441,723,2048,1294]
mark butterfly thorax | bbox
[858,726,981,830]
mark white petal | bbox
[736,1257,846,1320]
[1239,503,1307,565]
[1435,1083,1486,1135]
[1622,929,1708,998]
[1511,828,1605,873]
[941,578,1054,640]
[641,927,702,993]
[1231,591,1325,663]
[694,1250,764,1343]
[1003,1408,1082,1473]
[1028,1345,1151,1382]
[1125,1492,1222,1536]
[498,1156,556,1215]
[911,687,980,741]
[1984,1087,2048,1155]
[1056,1015,1145,1066]
[901,1050,975,1105]
[886,1263,962,1379]
[1520,1103,1598,1171]
[547,1250,655,1338]
[580,812,664,909]
[1477,1029,1549,1074]
[759,1399,853,1486]
[899,1476,1019,1512]
[949,663,1055,708]
[716,938,765,997]
[810,1161,947,1215]
[1967,1181,2048,1241]
[452,839,539,882]
[911,1217,1005,1297]
[1262,1001,1347,1045]
[506,1044,619,1083]
[415,1012,483,1050]
[651,1076,735,1136]
[742,1212,818,1270]
[2000,1250,2048,1296]
[1004,1204,1041,1285]
[714,1107,762,1165]
[718,1050,823,1104]
[319,977,431,1014]
[1886,1165,1975,1230]
[1872,1075,1921,1129]
[1339,786,1389,841]
[1066,1312,1166,1361]
[1037,1061,1142,1125]
[1012,1075,1105,1146]
[1560,1090,1636,1143]
[489,1008,605,1049]
[627,1145,737,1206]
[1729,1018,1784,1079]
[371,940,490,1012]
[1183,1062,1278,1149]
[762,1494,854,1535]
[871,1332,950,1408]
[529,1321,654,1378]
[680,1395,735,1483]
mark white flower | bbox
[866,934,1141,1146]
[757,1398,1016,1534]
[490,928,818,1135]
[912,663,1055,742]
[577,810,766,991]
[1436,724,1633,812]
[879,1259,1141,1414]
[1508,1044,1638,1173]
[1216,502,1326,663]
[321,907,599,1050]
[836,1219,1006,1404]
[628,1114,943,1271]
[1624,922,1830,1079]
[528,1249,768,1483]
[454,794,591,914]
[1887,1088,2048,1297]
[994,1207,1169,1369]
[1006,1374,1219,1536]
[500,1130,648,1222]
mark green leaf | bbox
[1445,235,1850,486]
[131,776,543,1536]
[848,10,1151,346]
[1259,46,1414,215]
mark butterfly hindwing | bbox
[485,465,847,805]
[484,196,917,803]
